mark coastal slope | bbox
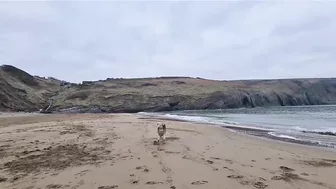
[1,65,336,113]
[0,65,61,111]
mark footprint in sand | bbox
[98,185,118,189]
[191,180,208,185]
[271,173,300,182]
[225,159,234,164]
[46,184,69,189]
[242,164,254,168]
[253,181,268,189]
[165,151,181,155]
[75,169,91,177]
[223,166,234,172]
[146,181,164,185]
[227,175,244,179]
[130,179,139,184]
[151,151,158,158]
[78,180,85,186]
[239,180,250,185]
[228,175,268,189]
[0,177,8,182]
[206,160,214,164]
[136,166,144,170]
[300,173,309,176]
[279,166,295,172]
[270,165,300,182]
[136,165,149,172]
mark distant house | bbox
[82,81,94,85]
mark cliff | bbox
[1,65,336,113]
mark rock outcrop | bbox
[1,65,336,113]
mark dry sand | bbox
[0,113,336,189]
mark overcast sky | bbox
[0,1,335,83]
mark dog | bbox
[157,122,167,142]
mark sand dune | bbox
[1,113,336,189]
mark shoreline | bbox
[222,125,336,149]
[139,114,336,150]
[2,111,335,149]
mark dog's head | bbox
[157,122,166,130]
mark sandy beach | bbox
[1,113,336,189]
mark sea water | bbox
[140,105,336,148]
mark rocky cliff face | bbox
[1,65,336,113]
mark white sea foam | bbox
[143,113,273,131]
[268,132,298,140]
[291,126,336,133]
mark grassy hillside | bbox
[52,77,336,113]
[1,65,336,113]
[0,65,61,111]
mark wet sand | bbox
[1,113,336,189]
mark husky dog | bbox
[157,122,167,142]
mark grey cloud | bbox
[0,1,335,83]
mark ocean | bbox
[139,105,336,148]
